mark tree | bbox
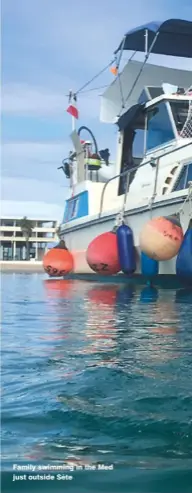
[56,224,62,239]
[19,216,33,260]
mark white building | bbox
[0,201,64,261]
[0,216,59,261]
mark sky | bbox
[1,0,192,221]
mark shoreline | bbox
[0,261,44,272]
[1,263,191,289]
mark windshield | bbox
[146,102,175,151]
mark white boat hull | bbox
[61,197,190,276]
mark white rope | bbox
[114,210,124,228]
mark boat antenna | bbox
[66,90,78,131]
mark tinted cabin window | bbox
[173,163,192,191]
[146,102,175,151]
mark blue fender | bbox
[117,224,136,274]
[176,219,192,282]
[141,251,159,276]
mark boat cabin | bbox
[118,86,192,195]
[62,87,192,224]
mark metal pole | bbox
[85,145,89,180]
[119,31,159,117]
[69,90,76,131]
[149,158,160,216]
[72,116,75,131]
[122,170,130,216]
[143,112,148,156]
[35,222,38,260]
[116,35,126,110]
[144,29,148,54]
[70,159,75,198]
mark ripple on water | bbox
[1,274,192,492]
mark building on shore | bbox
[0,216,59,261]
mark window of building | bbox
[40,232,53,238]
[45,221,54,228]
[146,102,175,151]
[3,231,13,237]
[16,246,24,260]
[29,247,36,259]
[173,163,192,191]
[2,245,13,260]
[1,220,14,227]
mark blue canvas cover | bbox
[115,19,192,58]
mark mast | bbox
[66,91,79,197]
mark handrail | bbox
[99,141,192,218]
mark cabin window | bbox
[66,198,79,221]
[146,102,175,151]
[170,100,192,138]
[173,163,192,191]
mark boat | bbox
[51,19,192,283]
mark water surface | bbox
[1,273,192,492]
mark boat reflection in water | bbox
[42,281,182,366]
[27,281,189,465]
[42,279,75,348]
[140,286,159,303]
[81,285,120,363]
[44,278,74,299]
[82,284,136,361]
[137,287,180,364]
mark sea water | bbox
[1,273,192,492]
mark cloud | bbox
[1,83,102,120]
[1,198,64,221]
[1,126,118,187]
[1,177,67,216]
[1,139,72,211]
[1,140,70,182]
[1,84,72,117]
[2,0,182,88]
[2,0,119,74]
[2,0,192,124]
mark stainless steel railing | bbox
[99,141,192,218]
